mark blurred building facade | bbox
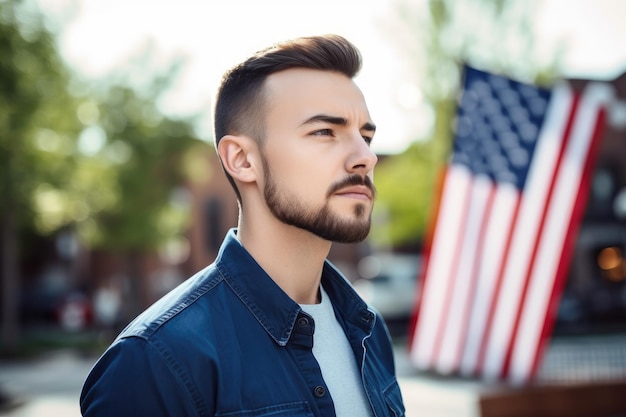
[556,75,626,333]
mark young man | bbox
[80,34,405,417]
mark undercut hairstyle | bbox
[213,34,363,202]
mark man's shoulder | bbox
[117,264,229,341]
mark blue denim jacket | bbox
[80,229,405,416]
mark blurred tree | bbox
[0,1,205,350]
[0,0,83,351]
[80,81,201,316]
[371,0,561,249]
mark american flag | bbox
[408,66,613,384]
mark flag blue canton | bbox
[452,66,552,190]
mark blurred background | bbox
[1,0,625,416]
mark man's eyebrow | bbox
[301,114,376,133]
[362,122,376,133]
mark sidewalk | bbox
[0,350,92,417]
[395,332,626,416]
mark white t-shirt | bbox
[300,286,374,417]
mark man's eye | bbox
[363,136,373,145]
[311,129,333,136]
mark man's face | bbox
[259,68,378,243]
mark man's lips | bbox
[333,185,373,201]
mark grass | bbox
[0,326,112,359]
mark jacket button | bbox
[361,312,374,323]
[297,317,309,327]
[314,385,325,397]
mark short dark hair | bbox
[213,34,363,202]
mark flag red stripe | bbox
[479,84,578,380]
[453,184,497,370]
[473,195,522,375]
[528,106,608,380]
[408,166,447,352]
[431,174,474,368]
[499,93,582,378]
[507,85,613,384]
[459,185,520,377]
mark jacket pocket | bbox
[383,380,406,417]
[216,401,314,417]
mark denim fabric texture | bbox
[80,229,405,417]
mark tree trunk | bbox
[1,200,20,352]
[122,252,148,323]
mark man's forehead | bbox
[264,68,372,122]
[264,67,361,97]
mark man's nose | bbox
[346,135,377,175]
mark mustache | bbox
[327,175,377,199]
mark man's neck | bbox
[237,216,331,305]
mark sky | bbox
[32,0,626,154]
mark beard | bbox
[262,159,376,244]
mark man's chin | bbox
[315,223,371,244]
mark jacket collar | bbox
[215,229,374,346]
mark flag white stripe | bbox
[436,175,492,374]
[410,165,471,368]
[459,183,518,376]
[509,83,613,384]
[482,83,574,380]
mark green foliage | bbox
[0,1,81,232]
[0,1,205,251]
[0,0,208,351]
[372,99,455,246]
[0,0,85,350]
[371,142,438,246]
[81,85,201,251]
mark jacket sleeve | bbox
[80,337,203,417]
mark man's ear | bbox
[217,135,259,184]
